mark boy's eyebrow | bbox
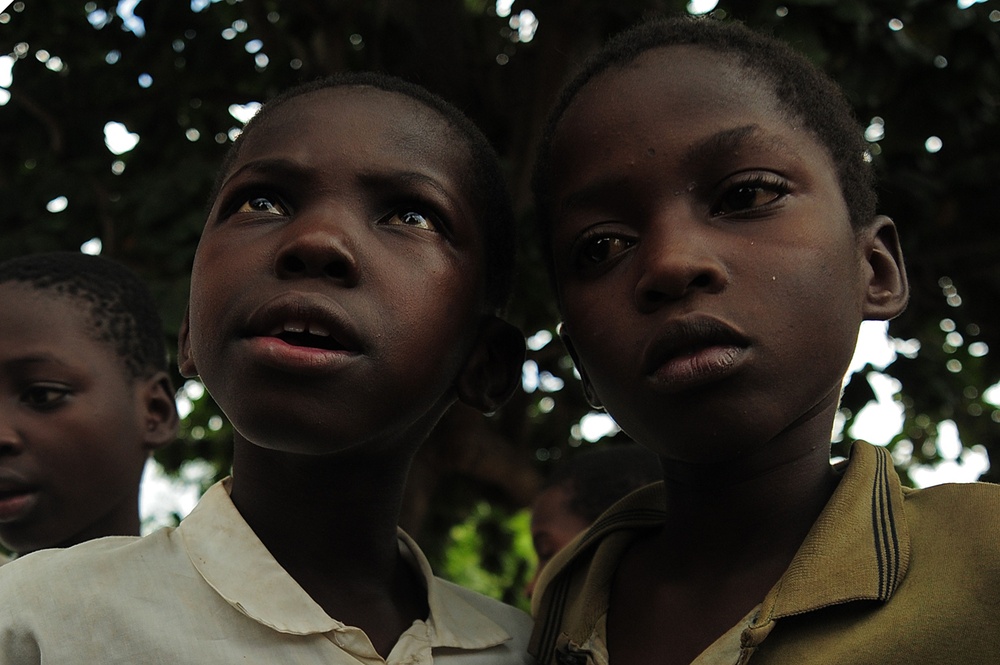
[558,124,792,214]
[685,125,764,161]
[680,124,797,167]
[220,159,468,214]
[355,169,467,213]
[3,354,71,370]
[219,158,310,189]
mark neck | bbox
[653,403,841,575]
[229,437,413,586]
[53,488,143,551]
[229,434,432,656]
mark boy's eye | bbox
[573,235,635,270]
[236,196,288,216]
[21,385,72,408]
[712,176,788,216]
[381,209,438,231]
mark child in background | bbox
[529,17,1000,664]
[0,251,178,563]
[0,73,531,664]
[526,444,660,598]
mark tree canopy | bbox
[2,0,999,606]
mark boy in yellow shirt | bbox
[529,17,1000,664]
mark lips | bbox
[642,316,749,388]
[238,293,364,374]
[0,476,39,523]
[246,294,363,353]
[270,320,341,351]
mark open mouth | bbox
[246,294,364,359]
[272,321,346,351]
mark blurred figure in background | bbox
[526,443,660,597]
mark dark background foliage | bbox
[2,0,998,606]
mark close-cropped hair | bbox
[0,252,168,379]
[533,16,876,238]
[210,72,517,313]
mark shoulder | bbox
[902,480,1000,527]
[902,477,1000,503]
[431,577,533,663]
[0,531,186,663]
[530,483,664,662]
[0,533,154,578]
[534,481,665,607]
[397,526,532,661]
[437,577,532,629]
[902,480,1000,556]
[0,529,181,612]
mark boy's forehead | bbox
[223,86,479,205]
[549,47,808,185]
[563,46,778,133]
[0,283,119,359]
[243,87,467,161]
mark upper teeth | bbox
[280,321,330,337]
[308,322,330,337]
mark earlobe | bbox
[861,215,910,321]
[177,308,198,378]
[138,371,180,451]
[455,316,526,414]
[558,324,604,410]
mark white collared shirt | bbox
[0,479,533,664]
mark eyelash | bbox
[378,205,448,236]
[570,228,637,274]
[219,188,449,236]
[219,188,290,220]
[21,385,72,410]
[711,172,790,217]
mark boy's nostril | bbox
[691,273,712,289]
[281,255,306,273]
[324,261,348,279]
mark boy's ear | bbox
[455,316,526,415]
[860,215,909,321]
[177,307,198,378]
[558,324,603,410]
[137,371,180,451]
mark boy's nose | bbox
[633,220,728,313]
[273,210,360,285]
[0,420,24,457]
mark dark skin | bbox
[606,431,841,663]
[548,47,908,664]
[0,284,178,554]
[230,440,429,650]
[178,86,523,657]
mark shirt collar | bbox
[530,442,912,662]
[756,441,911,622]
[397,529,513,649]
[179,478,512,649]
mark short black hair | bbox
[544,443,661,523]
[211,72,516,313]
[0,252,168,380]
[534,16,876,248]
